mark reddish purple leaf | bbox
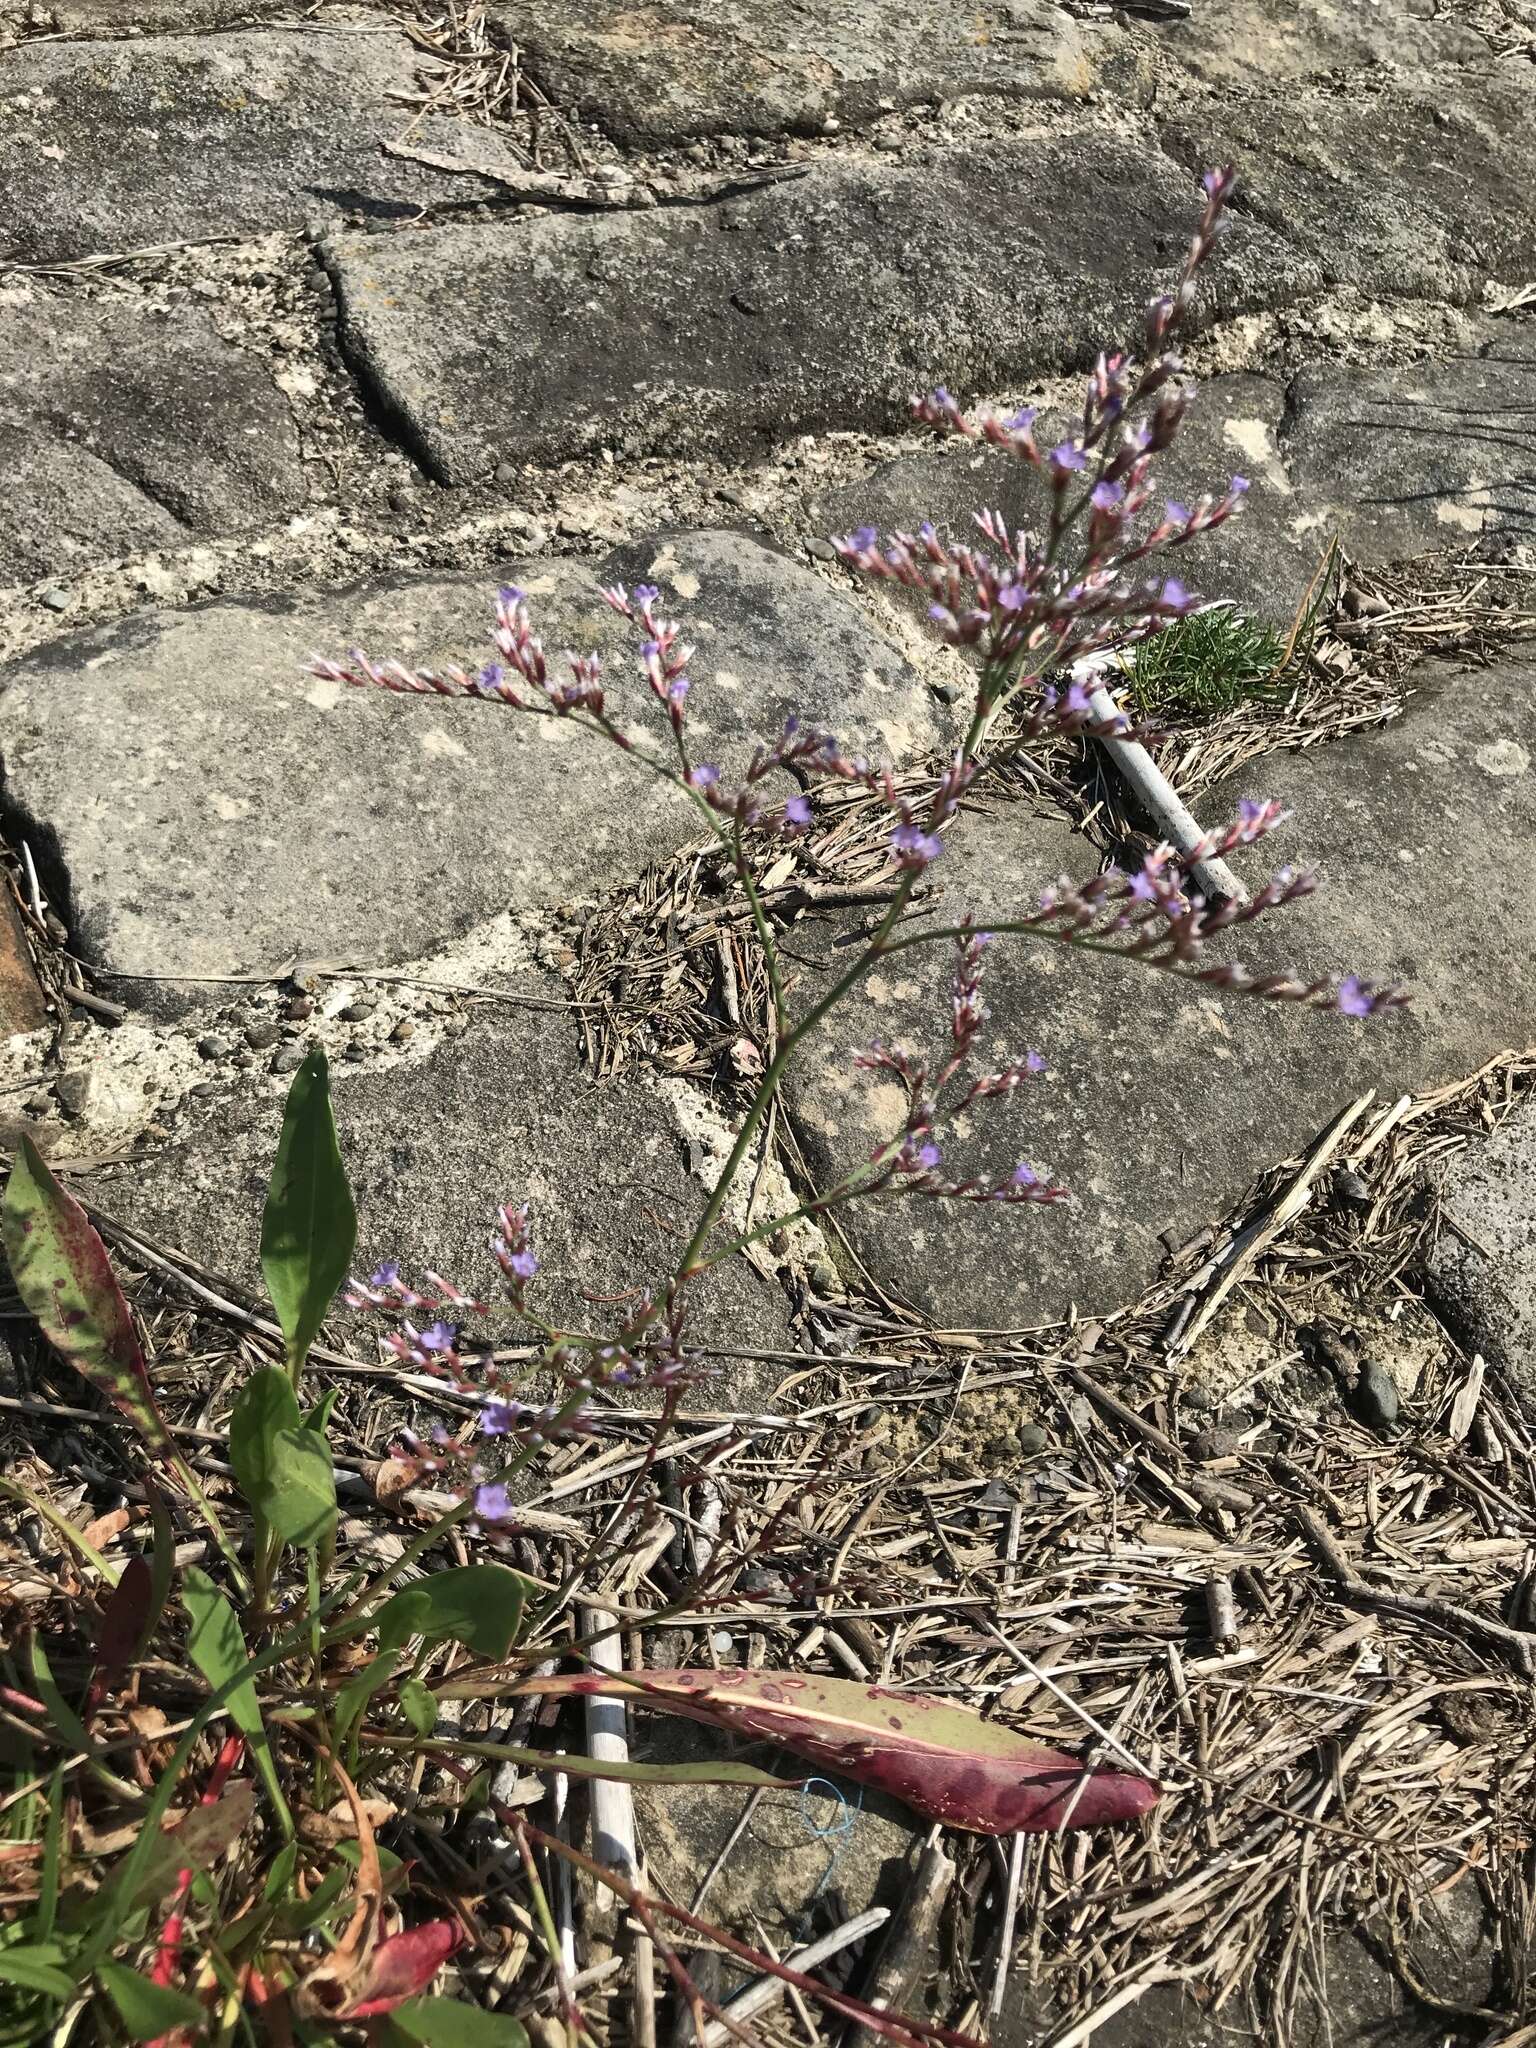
[92,1554,155,1696]
[522,1669,1158,1835]
[1,1138,171,1454]
[341,1922,461,2018]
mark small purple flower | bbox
[784,793,813,829]
[508,1247,538,1282]
[1335,976,1375,1018]
[480,1400,516,1437]
[1229,474,1250,495]
[1127,869,1160,904]
[1050,441,1087,473]
[419,1321,457,1353]
[916,1142,942,1171]
[1011,1162,1039,1188]
[1026,1050,1047,1074]
[632,583,661,605]
[474,1482,512,1522]
[1005,406,1037,432]
[1090,480,1125,513]
[368,1260,401,1289]
[1160,579,1192,611]
[1164,501,1189,527]
[891,821,943,869]
[668,676,690,705]
[498,585,526,608]
[687,763,720,790]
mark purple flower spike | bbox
[474,1482,512,1522]
[1229,474,1250,495]
[1050,441,1087,473]
[632,583,661,605]
[1335,976,1376,1018]
[784,793,813,828]
[419,1321,457,1353]
[509,1247,538,1282]
[891,821,944,869]
[480,1401,515,1437]
[369,1260,401,1289]
[1090,480,1125,512]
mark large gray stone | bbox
[804,373,1325,629]
[490,0,1134,143]
[326,139,1302,482]
[1138,0,1493,89]
[784,657,1536,1327]
[81,1000,794,1389]
[1426,1101,1536,1402]
[0,28,535,262]
[1283,330,1536,560]
[1158,82,1536,308]
[3,1,286,27]
[0,534,947,1010]
[0,297,304,584]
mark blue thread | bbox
[798,1777,862,1896]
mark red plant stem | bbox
[150,1735,246,1992]
[0,1686,47,1717]
[522,1821,984,2048]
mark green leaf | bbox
[305,1386,342,1434]
[0,1946,72,2001]
[384,1997,529,2048]
[333,1651,399,1748]
[1,1139,168,1451]
[182,1570,292,1839]
[375,1567,527,1662]
[97,1962,204,2041]
[125,1782,257,1909]
[260,1049,356,1377]
[229,1369,337,1551]
[398,1679,437,1739]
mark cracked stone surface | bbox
[0,533,947,1009]
[1426,1099,1536,1402]
[1139,0,1495,86]
[0,298,304,584]
[1283,330,1536,558]
[785,658,1536,1328]
[487,0,1138,143]
[0,27,533,263]
[325,138,1296,481]
[81,998,795,1396]
[1158,81,1536,308]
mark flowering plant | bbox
[311,165,1400,1524]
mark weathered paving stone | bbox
[1140,0,1493,88]
[805,373,1324,628]
[326,139,1301,482]
[1426,1101,1536,1402]
[0,28,534,262]
[81,1000,794,1389]
[1158,82,1536,308]
[488,0,1135,143]
[785,657,1536,1328]
[0,534,949,1010]
[1283,330,1536,560]
[0,298,304,583]
[2,1,285,27]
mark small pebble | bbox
[1353,1361,1400,1432]
[389,1019,415,1043]
[245,1020,282,1050]
[189,1080,221,1101]
[54,1071,94,1117]
[977,1479,1018,1513]
[23,1095,52,1118]
[338,1000,376,1023]
[492,460,517,487]
[739,1567,783,1595]
[1015,1423,1049,1457]
[286,995,315,1022]
[343,1042,367,1061]
[804,537,837,561]
[270,1044,306,1075]
[197,1034,231,1060]
[231,1051,254,1070]
[40,587,71,613]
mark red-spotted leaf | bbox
[517,1669,1158,1835]
[2,1139,170,1453]
[340,1922,461,2019]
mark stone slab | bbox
[804,372,1324,629]
[0,28,536,262]
[1283,331,1536,560]
[1426,1101,1536,1403]
[3,2,286,27]
[785,658,1536,1327]
[0,534,947,1011]
[0,298,305,584]
[490,0,1133,143]
[1139,0,1492,89]
[81,1000,795,1392]
[326,138,1301,482]
[1158,83,1536,309]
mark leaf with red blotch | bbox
[510,1669,1158,1836]
[89,1555,158,1705]
[1,1138,171,1454]
[340,1922,461,2018]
